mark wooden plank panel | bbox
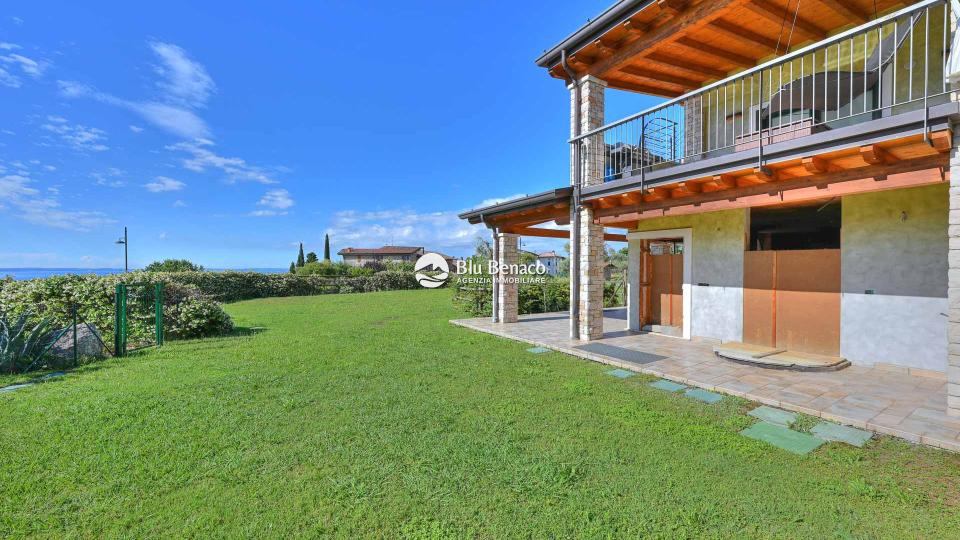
[743,250,776,347]
[775,249,841,356]
[670,253,683,327]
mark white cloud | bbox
[149,41,215,108]
[41,116,109,152]
[173,199,187,207]
[0,51,45,87]
[158,232,167,240]
[248,209,287,217]
[327,209,483,254]
[0,43,20,51]
[258,188,293,209]
[10,17,23,26]
[129,125,144,133]
[0,173,114,232]
[92,168,126,188]
[57,80,210,139]
[167,139,277,184]
[143,175,185,192]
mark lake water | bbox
[0,268,288,280]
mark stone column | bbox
[573,75,607,341]
[627,238,641,332]
[496,233,519,324]
[949,128,960,416]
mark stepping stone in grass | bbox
[527,347,551,354]
[748,405,798,427]
[810,422,873,447]
[650,379,687,392]
[741,422,826,455]
[606,368,636,379]
[684,388,724,404]
[0,383,34,394]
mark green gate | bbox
[114,282,164,357]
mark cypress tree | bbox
[297,243,305,267]
[323,234,331,261]
[289,262,296,274]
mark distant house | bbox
[338,246,458,268]
[338,246,425,267]
[536,251,566,276]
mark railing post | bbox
[155,282,164,347]
[71,304,78,367]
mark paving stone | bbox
[526,347,550,354]
[741,422,826,455]
[650,379,687,392]
[605,368,635,379]
[748,405,798,427]
[684,388,723,404]
[810,422,873,447]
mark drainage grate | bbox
[574,343,668,365]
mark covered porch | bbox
[452,309,960,451]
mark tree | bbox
[306,252,318,264]
[289,262,296,274]
[296,243,305,267]
[323,234,331,261]
[144,259,204,272]
[474,236,492,260]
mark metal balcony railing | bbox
[571,0,954,186]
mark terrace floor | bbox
[451,309,960,452]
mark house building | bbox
[338,246,458,268]
[537,251,566,275]
[459,0,960,422]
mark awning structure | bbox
[459,187,627,242]
[537,0,906,97]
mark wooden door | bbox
[650,253,683,327]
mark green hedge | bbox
[0,270,423,347]
[452,274,623,318]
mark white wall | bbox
[840,184,948,371]
[630,209,747,342]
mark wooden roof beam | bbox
[746,0,826,43]
[605,78,684,97]
[587,0,741,78]
[710,20,779,51]
[674,37,755,68]
[860,144,898,165]
[817,0,869,23]
[643,52,728,80]
[618,65,701,91]
[657,0,688,16]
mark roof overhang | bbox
[458,187,573,225]
[535,0,654,70]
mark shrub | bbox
[144,259,204,272]
[452,274,621,317]
[166,298,234,339]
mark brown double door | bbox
[743,249,840,356]
[649,252,683,328]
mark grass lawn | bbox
[2,289,960,538]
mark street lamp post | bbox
[115,227,128,272]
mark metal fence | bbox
[572,0,953,186]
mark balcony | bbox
[572,0,955,211]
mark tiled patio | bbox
[451,309,960,452]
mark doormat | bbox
[605,368,636,379]
[526,347,551,354]
[741,422,826,455]
[810,422,873,447]
[574,343,668,365]
[650,379,686,392]
[748,405,798,427]
[684,388,723,404]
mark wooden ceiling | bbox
[547,0,908,97]
[589,129,951,227]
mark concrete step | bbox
[714,341,849,372]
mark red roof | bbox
[338,246,423,255]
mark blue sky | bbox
[0,1,663,268]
